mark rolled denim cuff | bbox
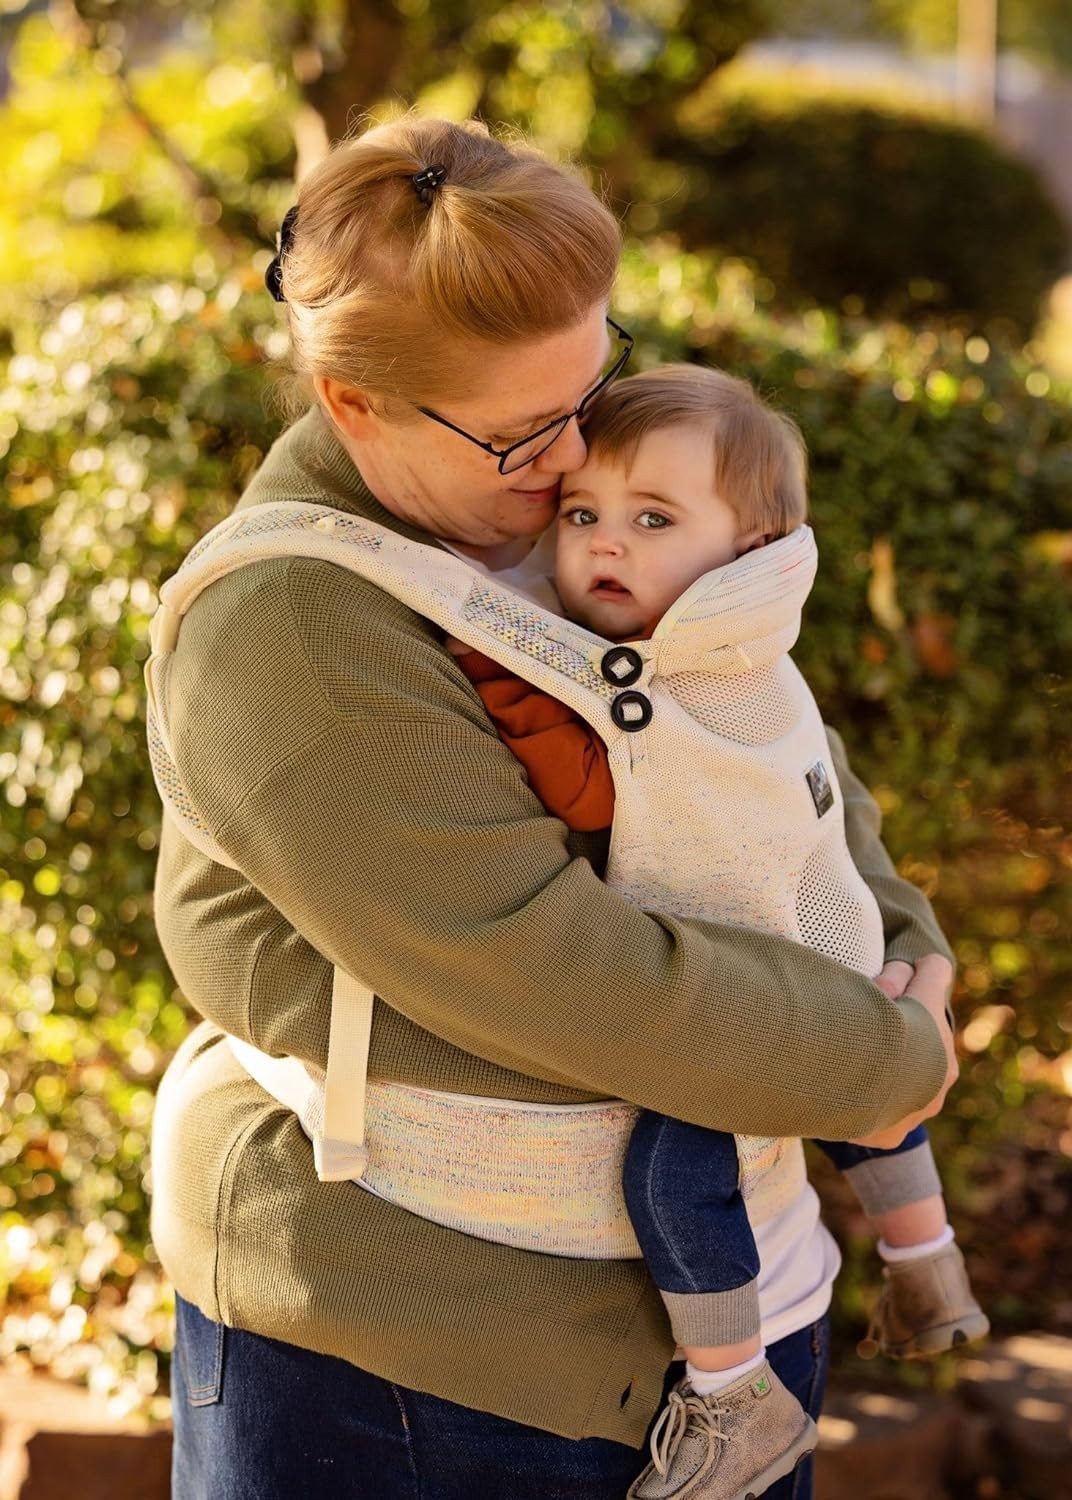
[841,1138,943,1218]
[661,1280,761,1348]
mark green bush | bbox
[633,97,1069,334]
[1,246,1069,1403]
[0,270,279,1408]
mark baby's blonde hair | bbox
[581,365,808,537]
[272,115,621,415]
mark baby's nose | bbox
[589,530,624,555]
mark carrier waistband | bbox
[229,1037,807,1261]
[229,1037,644,1259]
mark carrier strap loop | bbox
[315,967,375,1181]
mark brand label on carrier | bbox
[805,760,834,817]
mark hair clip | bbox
[265,204,299,304]
[412,164,447,205]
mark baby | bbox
[451,365,987,1500]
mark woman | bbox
[149,116,956,1499]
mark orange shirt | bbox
[456,649,615,832]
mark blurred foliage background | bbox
[1,0,1070,1426]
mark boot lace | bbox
[649,1385,731,1478]
[857,1275,889,1360]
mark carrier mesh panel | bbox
[146,709,212,838]
[662,663,796,745]
[462,583,614,699]
[795,826,875,971]
[181,518,243,568]
[183,506,381,570]
[172,510,384,611]
[237,507,383,551]
[308,511,385,549]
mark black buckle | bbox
[600,646,643,688]
[611,691,653,732]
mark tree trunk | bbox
[301,0,408,153]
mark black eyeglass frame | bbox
[414,318,634,476]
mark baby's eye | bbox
[562,507,598,527]
[638,511,671,529]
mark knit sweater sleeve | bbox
[158,553,946,1141]
[453,648,614,833]
[824,725,954,967]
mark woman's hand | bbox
[849,953,958,1149]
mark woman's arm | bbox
[824,724,954,967]
[157,554,948,1142]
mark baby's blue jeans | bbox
[622,1112,939,1346]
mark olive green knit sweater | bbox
[149,405,951,1445]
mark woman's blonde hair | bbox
[581,365,808,537]
[271,115,621,417]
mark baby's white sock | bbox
[686,1348,766,1398]
[878,1223,955,1263]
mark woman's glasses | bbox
[415,318,634,476]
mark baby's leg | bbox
[622,1112,762,1377]
[815,1126,988,1358]
[623,1116,818,1499]
[814,1125,949,1251]
[870,1194,948,1248]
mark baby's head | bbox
[556,365,807,640]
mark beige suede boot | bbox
[858,1241,990,1360]
[627,1362,818,1500]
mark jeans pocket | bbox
[176,1294,226,1408]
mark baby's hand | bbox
[443,635,471,657]
[873,959,914,1001]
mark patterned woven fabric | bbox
[462,583,615,701]
[359,1084,643,1259]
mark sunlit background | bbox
[1,0,1069,1457]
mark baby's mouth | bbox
[590,576,633,600]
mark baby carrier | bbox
[145,503,884,1262]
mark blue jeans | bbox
[623,1110,930,1297]
[171,1294,830,1499]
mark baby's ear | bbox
[736,529,772,557]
